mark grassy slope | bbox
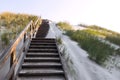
[0,12,38,47]
[57,22,120,65]
[87,25,120,46]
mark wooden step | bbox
[32,39,55,41]
[31,40,55,43]
[26,53,59,57]
[22,62,62,69]
[27,52,58,54]
[29,46,57,49]
[18,70,64,77]
[24,57,60,62]
[17,76,65,80]
[30,43,56,46]
[32,38,55,40]
[28,49,58,53]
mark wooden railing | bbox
[0,17,41,80]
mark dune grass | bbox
[57,22,73,31]
[66,30,117,65]
[86,25,120,46]
[57,22,120,65]
[106,34,120,46]
[0,12,38,51]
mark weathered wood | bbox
[0,18,41,80]
[16,21,68,80]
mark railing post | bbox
[30,24,32,39]
[24,33,26,43]
[10,48,16,80]
[23,33,26,52]
[32,23,35,37]
[31,23,33,37]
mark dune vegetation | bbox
[0,12,38,51]
[66,30,118,64]
[85,25,120,46]
[57,22,73,31]
[57,22,120,65]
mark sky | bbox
[0,0,120,33]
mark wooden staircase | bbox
[16,20,67,80]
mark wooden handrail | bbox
[0,17,41,80]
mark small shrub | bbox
[1,32,9,46]
[57,22,73,31]
[56,37,62,45]
[106,35,120,46]
[87,25,120,46]
[115,48,120,55]
[0,12,38,49]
